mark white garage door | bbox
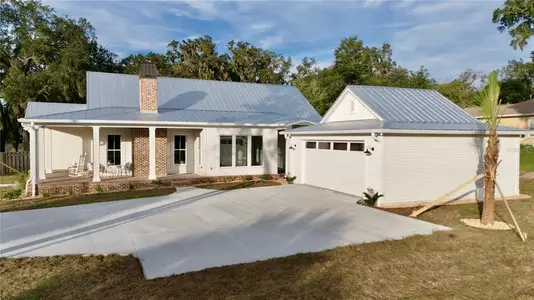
[303,141,366,196]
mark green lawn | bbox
[0,174,20,185]
[0,188,176,212]
[521,149,534,172]
[1,181,534,299]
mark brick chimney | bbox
[139,62,158,112]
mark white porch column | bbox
[24,123,39,197]
[37,127,46,180]
[44,127,52,173]
[148,127,157,180]
[92,126,101,183]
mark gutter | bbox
[280,128,528,136]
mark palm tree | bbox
[475,71,502,225]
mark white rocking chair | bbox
[68,153,87,177]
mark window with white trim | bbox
[350,142,364,151]
[333,142,348,151]
[107,135,121,165]
[251,136,263,166]
[174,135,186,164]
[318,142,331,150]
[220,136,232,167]
[306,141,317,149]
[236,136,248,167]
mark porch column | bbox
[45,127,52,173]
[37,126,46,180]
[23,123,39,197]
[148,127,157,180]
[92,126,101,183]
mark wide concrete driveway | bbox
[0,185,448,279]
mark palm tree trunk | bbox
[481,128,499,225]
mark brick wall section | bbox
[132,128,149,177]
[132,128,168,178]
[139,78,158,112]
[37,174,283,196]
[156,128,167,177]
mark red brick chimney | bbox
[139,62,158,112]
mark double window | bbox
[174,135,186,165]
[220,135,263,167]
[107,135,121,165]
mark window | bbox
[318,142,331,150]
[107,135,121,165]
[350,142,364,152]
[351,100,356,112]
[306,142,316,149]
[220,136,232,167]
[236,136,248,167]
[333,142,348,151]
[251,136,263,166]
[174,135,186,164]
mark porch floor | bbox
[39,172,201,185]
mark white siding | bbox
[321,90,378,123]
[382,135,520,204]
[44,127,92,170]
[287,134,383,197]
[99,128,132,167]
[201,127,279,176]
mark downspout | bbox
[284,133,291,177]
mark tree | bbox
[493,0,534,50]
[121,52,172,76]
[227,40,292,84]
[0,0,118,151]
[500,78,532,103]
[166,36,231,80]
[475,71,502,225]
[434,69,484,108]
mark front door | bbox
[171,135,187,174]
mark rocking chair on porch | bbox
[68,153,87,177]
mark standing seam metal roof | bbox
[347,86,478,124]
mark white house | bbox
[18,63,321,196]
[284,86,526,206]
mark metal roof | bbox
[25,102,87,118]
[29,107,301,125]
[347,86,478,124]
[82,71,321,123]
[286,119,524,134]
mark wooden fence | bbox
[0,152,30,175]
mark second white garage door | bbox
[302,140,366,196]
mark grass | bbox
[521,148,534,172]
[0,188,176,213]
[196,180,281,190]
[2,182,534,299]
[0,174,20,185]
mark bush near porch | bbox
[37,174,283,197]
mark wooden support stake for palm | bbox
[495,181,527,242]
[410,173,484,217]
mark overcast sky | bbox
[44,0,530,82]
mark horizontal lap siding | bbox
[382,135,520,204]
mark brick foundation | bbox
[132,128,167,178]
[37,174,283,197]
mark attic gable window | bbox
[351,100,357,113]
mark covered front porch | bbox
[24,123,284,196]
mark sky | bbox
[43,0,530,83]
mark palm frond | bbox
[475,71,501,131]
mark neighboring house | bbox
[19,63,321,195]
[284,86,526,206]
[465,99,534,143]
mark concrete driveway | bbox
[0,185,448,279]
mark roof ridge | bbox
[158,108,288,116]
[348,84,438,92]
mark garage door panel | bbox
[304,148,365,196]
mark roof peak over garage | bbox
[345,85,478,124]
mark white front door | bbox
[171,135,187,173]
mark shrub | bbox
[129,183,135,190]
[260,174,271,181]
[151,179,163,186]
[15,172,29,191]
[94,185,104,193]
[42,192,51,198]
[284,175,297,184]
[2,189,22,200]
[357,188,384,207]
[521,144,534,152]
